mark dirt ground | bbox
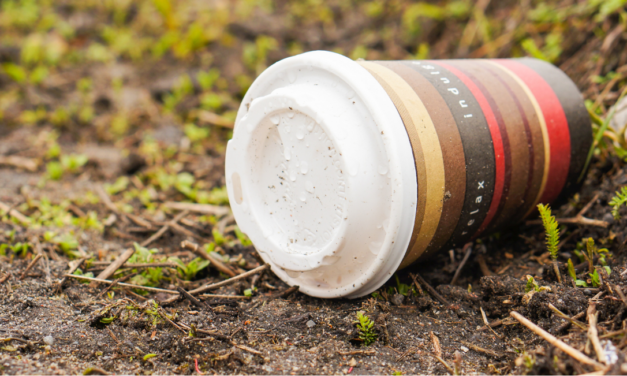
[2,1,627,375]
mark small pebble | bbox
[348,358,357,367]
[306,320,315,328]
[603,212,615,224]
[391,293,405,306]
[461,346,469,352]
[43,336,54,346]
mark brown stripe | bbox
[448,61,529,232]
[377,61,466,257]
[482,62,546,224]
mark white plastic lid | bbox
[225,51,417,298]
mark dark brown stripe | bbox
[378,61,466,257]
[406,61,496,253]
[448,62,528,233]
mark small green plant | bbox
[143,353,157,361]
[589,269,601,287]
[53,233,81,258]
[395,274,412,296]
[234,227,252,246]
[567,258,588,287]
[525,276,540,293]
[10,242,30,257]
[609,187,627,220]
[538,203,561,283]
[583,237,611,275]
[212,227,225,245]
[354,311,377,346]
[99,316,116,325]
[61,154,89,174]
[169,256,210,280]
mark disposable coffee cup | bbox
[225,51,591,298]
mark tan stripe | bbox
[487,60,551,218]
[378,61,466,260]
[359,62,446,268]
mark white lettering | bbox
[459,100,468,108]
[440,77,450,84]
[475,196,482,203]
[478,181,484,189]
[447,88,459,95]
[467,219,475,226]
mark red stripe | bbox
[493,60,571,204]
[436,62,505,237]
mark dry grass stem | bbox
[510,311,605,370]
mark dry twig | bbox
[460,340,501,358]
[587,303,606,365]
[510,311,605,370]
[450,242,472,285]
[0,201,31,225]
[19,254,42,280]
[141,211,188,247]
[430,331,442,358]
[176,286,211,311]
[164,202,229,216]
[65,274,179,294]
[0,155,38,171]
[56,256,89,291]
[200,294,250,300]
[181,240,236,277]
[90,248,135,288]
[549,304,588,330]
[526,194,608,228]
[411,273,450,306]
[188,264,269,295]
[0,273,10,285]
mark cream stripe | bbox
[487,61,550,218]
[359,62,445,266]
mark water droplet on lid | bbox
[300,162,309,175]
[299,192,307,202]
[378,165,389,175]
[287,70,297,83]
[289,172,297,182]
[284,149,291,160]
[305,180,314,193]
[285,269,300,278]
[346,159,359,177]
[369,241,383,255]
[270,115,280,125]
[321,255,340,265]
[296,131,305,140]
[287,111,295,119]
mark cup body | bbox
[225,51,591,298]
